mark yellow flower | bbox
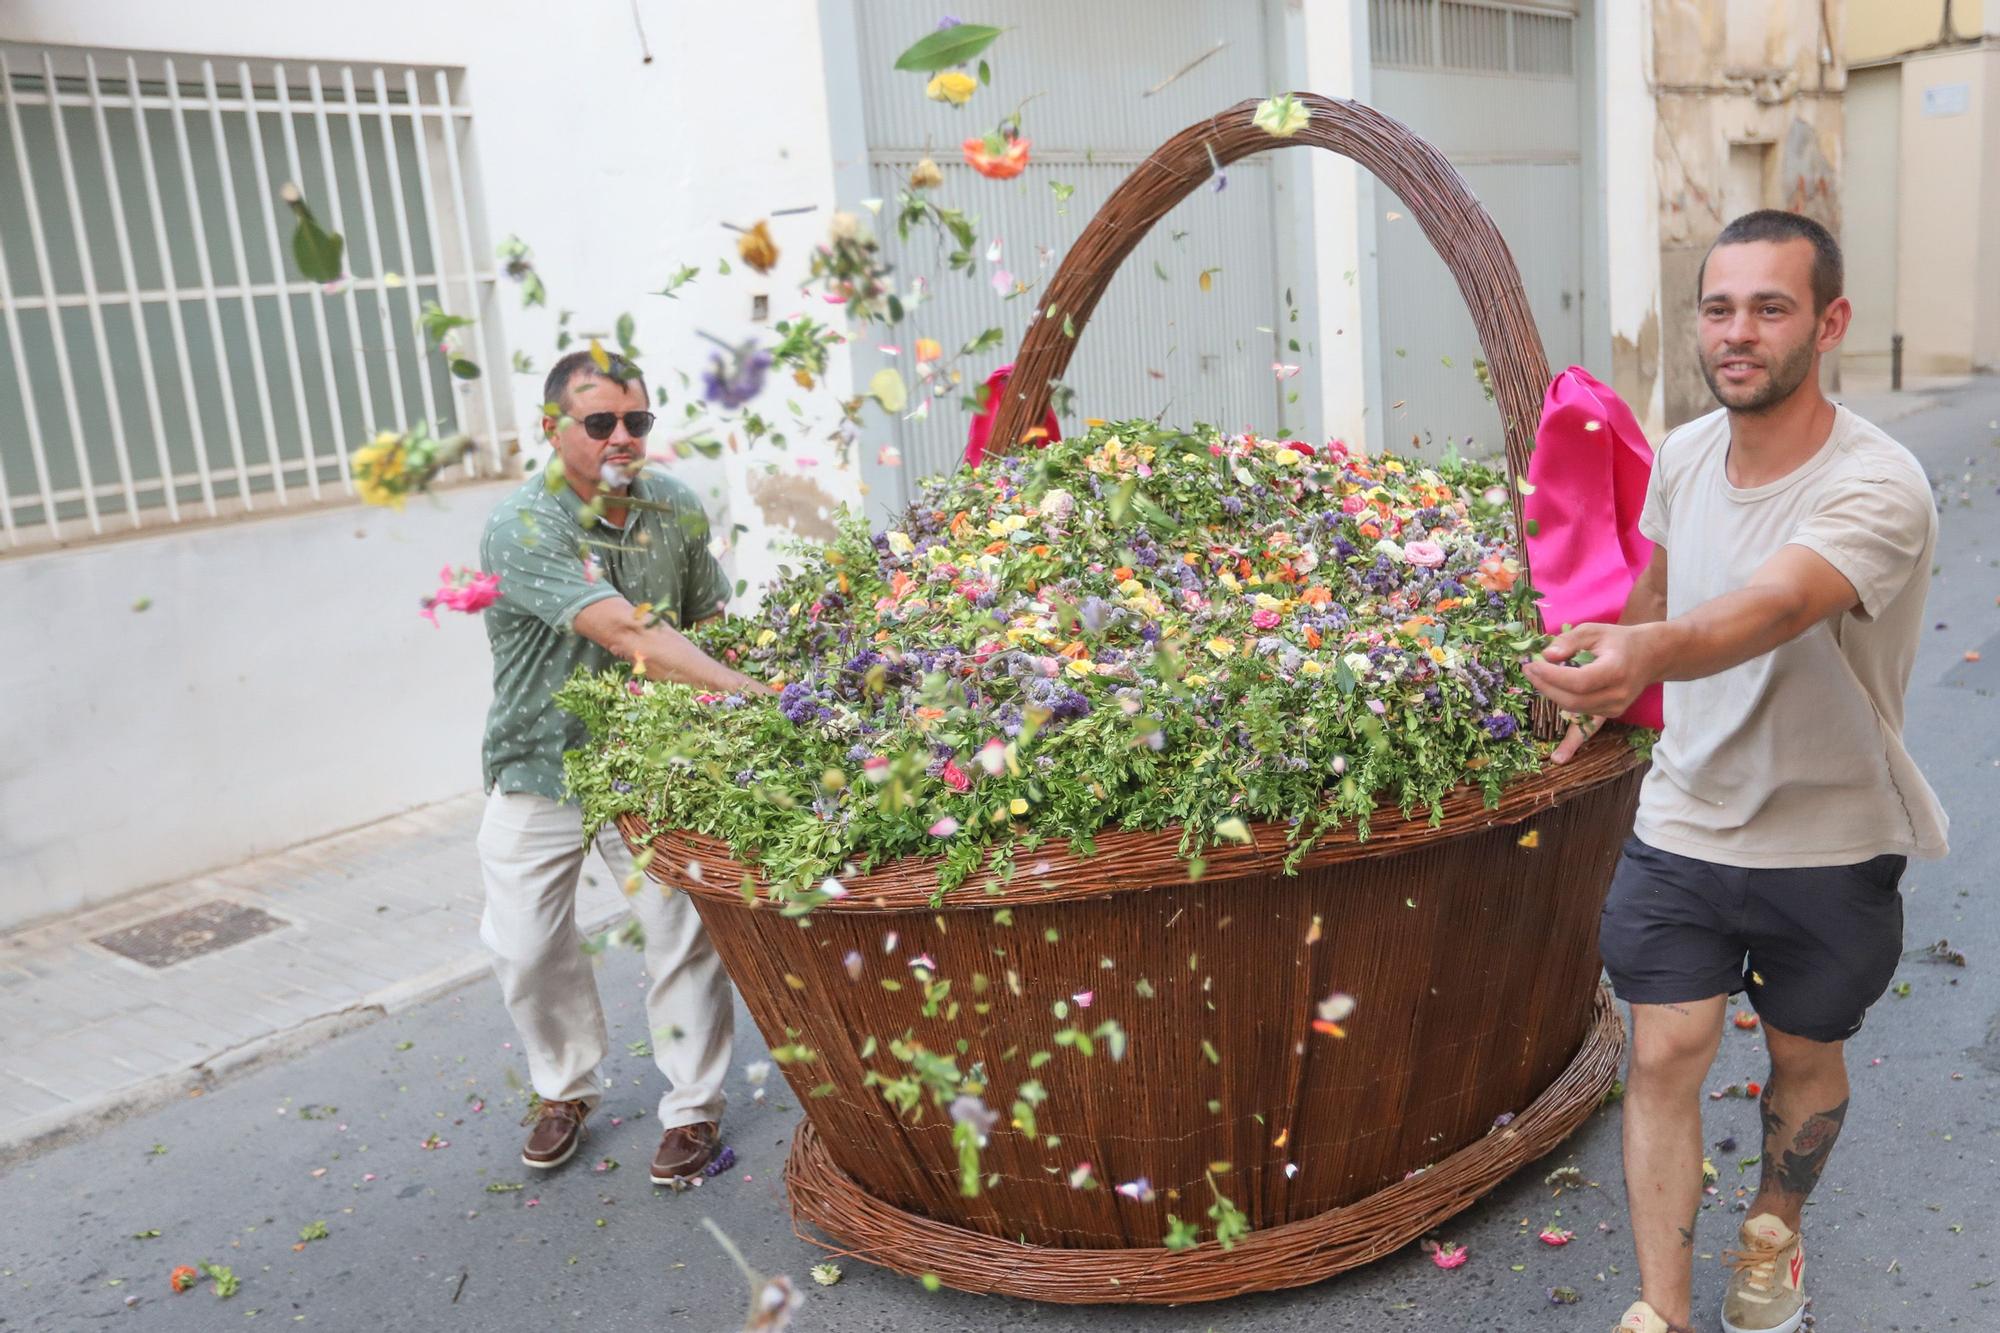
[1065,659,1095,678]
[885,530,915,555]
[1275,448,1302,467]
[351,432,409,509]
[735,219,779,275]
[756,628,779,647]
[908,157,944,190]
[1009,797,1029,816]
[1253,593,1283,612]
[926,71,977,105]
[1205,637,1237,659]
[1300,660,1326,676]
[1185,673,1210,688]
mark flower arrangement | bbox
[561,420,1556,898]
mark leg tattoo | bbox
[1758,1083,1850,1208]
[1775,1098,1848,1199]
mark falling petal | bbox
[843,950,864,981]
[929,815,960,837]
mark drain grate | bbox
[93,900,287,968]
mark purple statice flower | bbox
[1139,622,1161,644]
[612,779,634,793]
[1483,713,1518,741]
[777,682,819,725]
[1221,496,1245,517]
[701,341,772,409]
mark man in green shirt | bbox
[477,349,765,1183]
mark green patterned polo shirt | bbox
[479,467,734,801]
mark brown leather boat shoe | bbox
[651,1120,722,1184]
[520,1097,590,1170]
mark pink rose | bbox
[1404,540,1446,568]
[1341,494,1367,515]
[1251,609,1281,630]
[941,760,972,793]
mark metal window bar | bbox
[0,46,515,547]
[1,46,103,535]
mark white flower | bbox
[1037,487,1075,522]
[829,211,859,242]
[1375,538,1406,563]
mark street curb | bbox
[0,900,628,1171]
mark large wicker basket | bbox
[621,93,1643,1304]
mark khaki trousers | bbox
[476,789,732,1127]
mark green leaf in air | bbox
[450,358,482,380]
[893,24,1004,73]
[281,184,344,283]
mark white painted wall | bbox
[1600,0,1667,438]
[0,479,510,924]
[1295,0,1377,453]
[0,0,856,928]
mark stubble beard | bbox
[1700,334,1816,416]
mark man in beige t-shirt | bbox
[1525,211,1947,1333]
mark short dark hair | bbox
[541,349,648,414]
[1698,209,1843,313]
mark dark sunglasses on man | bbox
[577,410,656,441]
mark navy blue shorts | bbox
[1599,835,1907,1043]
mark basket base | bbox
[784,986,1624,1305]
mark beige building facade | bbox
[1842,0,2000,379]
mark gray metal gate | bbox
[841,0,1296,507]
[1367,0,1586,457]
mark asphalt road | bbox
[4,381,1997,1333]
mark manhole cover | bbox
[93,900,287,968]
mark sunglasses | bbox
[576,410,656,441]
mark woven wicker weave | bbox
[620,93,1634,1304]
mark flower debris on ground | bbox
[562,421,1555,897]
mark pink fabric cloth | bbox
[964,363,1062,467]
[1522,366,1664,730]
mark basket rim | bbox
[619,729,1644,911]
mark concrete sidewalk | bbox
[0,792,625,1165]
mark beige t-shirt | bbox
[1632,404,1948,868]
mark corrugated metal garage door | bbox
[847,1,1295,504]
[1367,0,1586,457]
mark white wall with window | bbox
[0,2,864,930]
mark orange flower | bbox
[984,539,1010,555]
[170,1266,199,1293]
[1111,566,1135,582]
[1299,585,1333,607]
[1304,626,1322,649]
[1031,544,1051,557]
[963,134,1031,180]
[1474,555,1516,592]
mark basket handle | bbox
[989,92,1562,738]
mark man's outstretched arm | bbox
[574,597,771,695]
[1525,543,1860,719]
